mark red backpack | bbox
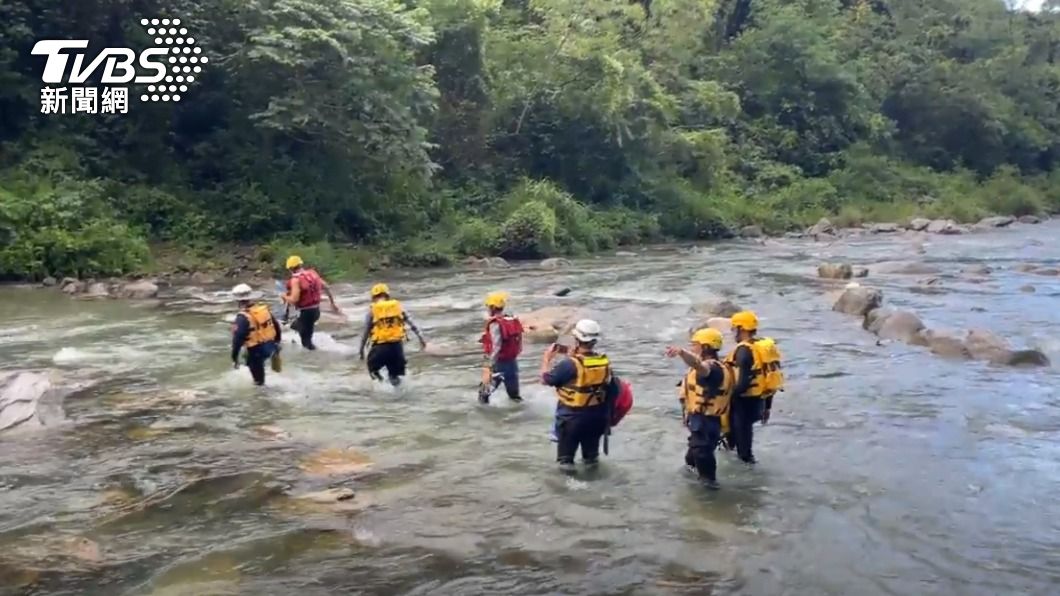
[611,380,633,426]
[482,316,523,361]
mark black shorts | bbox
[367,342,406,378]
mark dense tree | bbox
[0,0,1057,279]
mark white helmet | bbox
[572,319,601,343]
[231,283,261,301]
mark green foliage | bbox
[497,200,557,259]
[452,217,500,256]
[260,239,369,280]
[0,177,148,280]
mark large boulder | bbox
[83,282,110,298]
[1018,215,1042,224]
[926,219,963,234]
[1032,268,1059,276]
[962,329,1050,367]
[740,225,764,238]
[690,317,732,337]
[921,330,972,360]
[0,372,66,432]
[808,217,835,237]
[42,276,58,287]
[465,256,510,269]
[539,258,572,270]
[975,215,1015,229]
[833,285,883,317]
[520,306,583,343]
[864,308,925,343]
[876,262,942,275]
[692,299,742,318]
[116,280,159,299]
[818,263,853,279]
[908,218,931,232]
[869,222,900,234]
[61,279,84,295]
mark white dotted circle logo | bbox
[138,17,205,103]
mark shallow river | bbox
[1,224,1059,596]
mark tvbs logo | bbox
[32,18,207,115]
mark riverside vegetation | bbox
[1,0,1059,281]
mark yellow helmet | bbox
[691,327,724,350]
[484,291,508,309]
[731,310,759,331]
[285,255,304,270]
[370,283,390,298]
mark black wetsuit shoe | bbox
[508,395,523,403]
[740,456,757,465]
[703,479,721,490]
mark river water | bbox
[1,223,1058,596]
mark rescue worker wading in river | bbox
[666,327,732,489]
[280,255,343,350]
[479,291,524,404]
[541,319,622,469]
[230,283,282,386]
[358,283,426,386]
[725,310,766,465]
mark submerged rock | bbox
[876,262,942,275]
[833,285,883,317]
[1032,268,1059,276]
[299,448,374,477]
[818,263,853,279]
[520,306,583,343]
[0,372,66,432]
[853,267,869,278]
[961,264,993,276]
[1018,215,1042,224]
[553,288,572,297]
[692,299,742,318]
[1020,285,1036,293]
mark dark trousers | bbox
[730,396,763,462]
[685,414,721,482]
[492,359,520,399]
[367,341,406,384]
[290,307,320,350]
[556,410,608,464]
[246,343,275,386]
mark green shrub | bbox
[453,217,501,256]
[262,239,369,280]
[0,177,149,279]
[497,200,557,259]
[650,177,734,239]
[975,167,1045,217]
[386,236,456,267]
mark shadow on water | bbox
[1,223,1059,595]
